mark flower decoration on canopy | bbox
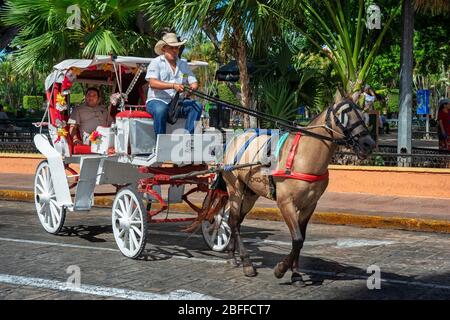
[102,64,113,72]
[62,70,77,92]
[56,93,67,111]
[89,130,102,144]
[70,67,82,76]
[57,127,68,138]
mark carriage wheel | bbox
[112,187,148,259]
[34,160,66,234]
[202,206,231,252]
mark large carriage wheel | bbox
[34,160,66,234]
[201,206,231,252]
[112,187,148,259]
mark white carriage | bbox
[33,55,231,258]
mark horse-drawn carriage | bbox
[33,55,231,259]
[34,55,376,281]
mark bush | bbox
[218,84,240,106]
[23,96,44,110]
[70,93,84,104]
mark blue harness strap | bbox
[274,132,289,160]
[233,129,272,164]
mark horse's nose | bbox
[361,136,376,154]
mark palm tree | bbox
[397,0,449,156]
[1,0,155,73]
[261,0,400,97]
[144,0,282,128]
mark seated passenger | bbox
[145,32,202,135]
[68,87,113,145]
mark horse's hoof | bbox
[243,265,257,277]
[274,263,286,279]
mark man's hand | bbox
[173,83,185,92]
[72,138,82,145]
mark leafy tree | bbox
[1,0,155,73]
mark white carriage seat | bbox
[114,110,156,156]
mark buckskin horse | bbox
[220,99,375,283]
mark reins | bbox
[187,88,358,146]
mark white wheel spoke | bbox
[217,233,223,247]
[114,209,124,218]
[38,174,46,189]
[130,220,142,225]
[38,204,46,217]
[131,225,142,238]
[128,232,134,251]
[118,228,126,239]
[50,202,60,225]
[211,228,218,242]
[130,207,139,220]
[130,229,139,250]
[45,167,51,186]
[36,184,45,194]
[118,199,126,217]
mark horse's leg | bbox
[291,202,317,284]
[274,200,304,279]
[235,191,259,277]
[225,181,259,276]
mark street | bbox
[0,199,449,300]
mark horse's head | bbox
[326,100,376,159]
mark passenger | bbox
[68,87,113,145]
[145,32,202,135]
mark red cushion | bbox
[73,144,93,154]
[116,110,152,119]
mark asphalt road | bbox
[0,199,449,300]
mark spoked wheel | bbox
[112,187,148,259]
[202,206,231,252]
[34,160,66,234]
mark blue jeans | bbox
[146,99,202,135]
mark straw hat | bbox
[154,33,187,56]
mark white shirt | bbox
[145,55,197,104]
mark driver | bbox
[145,32,202,135]
[68,87,113,145]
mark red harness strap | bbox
[271,132,329,183]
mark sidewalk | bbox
[1,172,449,233]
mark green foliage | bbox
[259,79,298,128]
[218,84,240,106]
[1,0,155,73]
[70,93,84,104]
[23,95,43,110]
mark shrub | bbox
[70,93,84,104]
[23,96,44,110]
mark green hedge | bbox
[70,93,84,104]
[23,96,44,110]
[218,84,240,106]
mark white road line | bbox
[0,237,119,252]
[151,231,398,248]
[0,237,448,291]
[0,274,217,300]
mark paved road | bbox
[0,199,449,300]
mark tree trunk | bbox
[233,26,252,128]
[397,0,414,164]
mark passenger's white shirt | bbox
[145,55,197,104]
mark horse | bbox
[221,99,376,283]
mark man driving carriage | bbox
[68,87,113,145]
[145,32,202,135]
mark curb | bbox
[1,189,449,234]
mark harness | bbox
[271,132,329,182]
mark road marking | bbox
[0,237,119,252]
[0,274,217,300]
[0,237,448,291]
[151,231,398,248]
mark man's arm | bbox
[149,78,184,92]
[69,124,82,145]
